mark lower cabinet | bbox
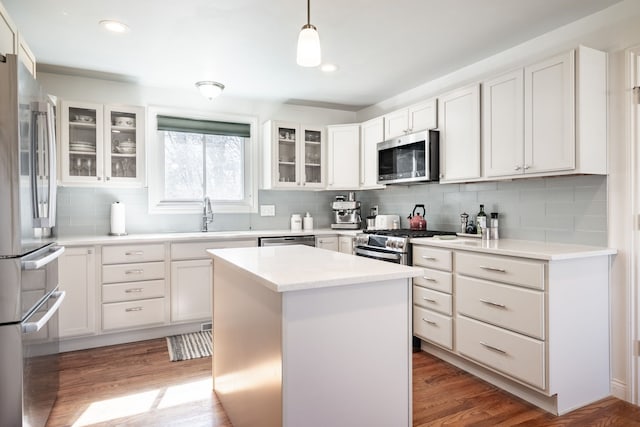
[170,259,212,322]
[316,235,339,251]
[338,235,355,254]
[58,246,96,338]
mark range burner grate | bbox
[363,229,456,238]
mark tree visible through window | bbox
[163,131,244,201]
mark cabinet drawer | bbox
[456,316,545,389]
[412,246,452,271]
[456,252,545,290]
[171,239,257,260]
[102,280,165,303]
[413,306,453,350]
[102,262,165,284]
[102,244,165,264]
[456,275,544,339]
[413,286,452,315]
[102,298,165,330]
[413,268,453,294]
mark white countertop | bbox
[410,236,617,261]
[56,228,360,246]
[207,245,422,292]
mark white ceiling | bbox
[3,0,623,110]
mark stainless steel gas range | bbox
[354,229,456,265]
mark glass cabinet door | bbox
[62,102,103,183]
[303,127,323,186]
[277,125,298,185]
[105,108,140,182]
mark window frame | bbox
[147,106,258,214]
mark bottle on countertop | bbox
[476,204,487,236]
[489,212,499,240]
[291,214,302,231]
[303,212,313,230]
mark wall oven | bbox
[377,130,439,185]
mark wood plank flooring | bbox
[47,338,640,426]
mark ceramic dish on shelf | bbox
[73,115,95,124]
[114,116,135,127]
[115,146,136,154]
[69,145,96,153]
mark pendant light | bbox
[296,0,321,67]
[195,81,225,100]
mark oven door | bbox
[354,246,406,265]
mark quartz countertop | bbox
[409,236,617,261]
[207,245,422,292]
[56,228,360,246]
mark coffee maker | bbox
[331,192,362,229]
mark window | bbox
[148,108,258,214]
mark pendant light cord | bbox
[307,0,311,25]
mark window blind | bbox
[157,115,250,137]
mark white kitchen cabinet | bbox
[359,117,385,189]
[338,235,355,255]
[483,46,606,179]
[0,3,17,58]
[438,84,481,182]
[59,101,145,187]
[170,259,212,322]
[316,235,339,251]
[17,34,36,77]
[326,124,360,190]
[383,98,437,140]
[58,247,96,338]
[262,120,324,189]
[169,239,256,323]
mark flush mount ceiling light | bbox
[195,81,225,100]
[296,0,321,67]
[99,20,129,33]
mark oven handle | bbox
[22,245,65,270]
[355,247,403,262]
[22,290,66,333]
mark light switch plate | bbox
[260,205,276,216]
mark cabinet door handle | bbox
[125,306,143,312]
[422,318,437,326]
[125,269,144,275]
[422,276,437,282]
[523,164,530,170]
[422,297,437,303]
[480,341,507,355]
[97,176,102,181]
[125,288,144,293]
[125,251,144,256]
[479,299,506,309]
[421,256,436,260]
[514,165,522,171]
[106,176,111,181]
[479,265,506,273]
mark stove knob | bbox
[396,241,405,249]
[387,240,395,249]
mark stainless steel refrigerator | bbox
[0,54,65,427]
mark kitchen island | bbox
[207,245,422,427]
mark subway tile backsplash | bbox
[56,175,608,246]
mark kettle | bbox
[408,204,427,230]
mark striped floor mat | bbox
[166,331,212,362]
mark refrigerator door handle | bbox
[46,100,57,225]
[30,100,57,228]
[22,245,65,270]
[22,290,66,333]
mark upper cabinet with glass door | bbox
[262,120,325,189]
[59,101,145,187]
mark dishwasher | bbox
[258,235,317,247]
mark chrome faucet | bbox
[202,196,214,232]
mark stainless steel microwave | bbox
[377,129,439,184]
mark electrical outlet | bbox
[260,205,276,216]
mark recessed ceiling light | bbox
[99,20,130,33]
[321,63,338,73]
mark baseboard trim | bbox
[611,378,628,401]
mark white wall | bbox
[354,0,640,404]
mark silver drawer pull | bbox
[421,318,437,326]
[422,297,437,303]
[421,256,436,260]
[125,288,144,293]
[125,251,144,256]
[480,341,507,354]
[479,299,506,309]
[422,277,437,282]
[479,265,507,273]
[125,306,143,312]
[125,269,144,275]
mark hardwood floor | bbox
[47,338,640,426]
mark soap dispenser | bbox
[303,212,313,230]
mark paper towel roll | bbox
[110,202,126,236]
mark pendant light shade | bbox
[296,0,321,67]
[195,81,225,100]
